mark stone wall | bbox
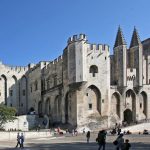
[3,115,39,132]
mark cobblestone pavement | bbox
[0,133,150,150]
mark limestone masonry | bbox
[0,27,150,129]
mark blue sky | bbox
[0,0,150,66]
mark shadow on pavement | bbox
[2,141,150,150]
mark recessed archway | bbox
[125,89,136,122]
[54,95,61,123]
[124,109,133,124]
[65,92,69,123]
[85,85,101,114]
[45,98,51,115]
[38,101,42,114]
[111,92,120,118]
[1,74,7,105]
[139,91,147,118]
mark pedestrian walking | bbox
[122,139,131,150]
[96,130,106,150]
[20,133,25,148]
[86,131,90,143]
[15,132,20,148]
[114,133,124,150]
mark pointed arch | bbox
[1,74,7,105]
[45,98,51,115]
[125,89,136,122]
[12,75,17,82]
[10,75,18,107]
[54,95,61,123]
[111,92,121,118]
[65,92,69,123]
[38,101,42,114]
[85,85,101,114]
[139,91,147,118]
[20,75,27,114]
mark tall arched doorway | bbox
[65,92,69,123]
[38,101,42,115]
[139,91,147,119]
[11,75,17,108]
[1,75,7,105]
[45,98,51,115]
[20,75,27,114]
[111,92,120,118]
[125,89,136,122]
[124,109,132,124]
[86,85,101,114]
[54,95,61,123]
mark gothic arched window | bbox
[89,65,98,77]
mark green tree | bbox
[0,104,17,129]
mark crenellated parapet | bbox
[67,34,87,44]
[42,55,63,74]
[87,43,109,53]
[0,61,28,74]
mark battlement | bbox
[87,43,109,52]
[53,55,62,64]
[43,55,63,73]
[0,62,28,73]
[67,34,87,44]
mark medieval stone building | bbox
[0,27,150,129]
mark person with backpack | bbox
[114,133,124,150]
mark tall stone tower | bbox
[114,26,127,87]
[67,34,87,84]
[129,27,143,87]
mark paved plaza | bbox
[0,132,150,150]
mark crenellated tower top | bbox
[67,34,87,44]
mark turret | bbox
[129,27,143,86]
[113,26,127,87]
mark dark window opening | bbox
[10,90,13,96]
[140,103,142,108]
[23,90,26,96]
[54,75,57,86]
[89,103,92,110]
[89,65,98,77]
[30,86,32,93]
[35,81,38,91]
[130,68,133,72]
[86,93,88,96]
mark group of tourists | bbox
[15,132,24,148]
[86,130,131,150]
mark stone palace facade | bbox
[0,27,150,129]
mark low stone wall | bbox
[122,123,150,133]
[0,131,52,141]
[4,115,38,131]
